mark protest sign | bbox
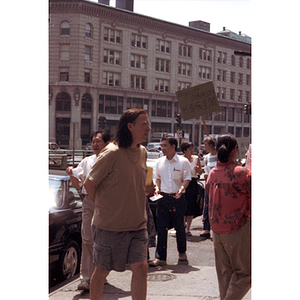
[175,81,219,121]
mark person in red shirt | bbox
[206,134,251,300]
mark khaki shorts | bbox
[92,225,148,272]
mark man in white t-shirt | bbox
[65,130,110,291]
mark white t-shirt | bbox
[72,154,97,194]
[155,153,191,194]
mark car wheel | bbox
[59,240,80,280]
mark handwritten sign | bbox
[175,81,219,121]
[236,137,250,160]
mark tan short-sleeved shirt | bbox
[88,143,148,232]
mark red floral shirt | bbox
[206,161,251,234]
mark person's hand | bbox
[194,164,202,175]
[174,189,182,199]
[65,167,73,176]
[154,186,160,196]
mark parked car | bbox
[49,172,83,285]
[147,142,161,151]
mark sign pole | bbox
[201,116,209,137]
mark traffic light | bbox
[176,113,182,129]
[98,116,107,128]
[243,104,249,115]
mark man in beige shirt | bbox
[84,109,151,300]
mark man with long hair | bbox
[84,109,151,300]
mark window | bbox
[81,93,92,112]
[84,70,91,83]
[199,48,211,61]
[236,108,242,122]
[103,49,121,65]
[131,34,147,49]
[126,97,149,112]
[103,27,122,43]
[239,57,243,68]
[231,72,235,83]
[60,44,70,60]
[99,95,124,115]
[156,39,171,53]
[221,88,226,99]
[238,90,242,101]
[131,54,147,69]
[179,44,192,58]
[178,62,192,76]
[85,23,92,38]
[230,89,235,101]
[199,66,211,79]
[131,75,146,90]
[56,92,71,111]
[157,100,167,117]
[156,58,170,73]
[238,73,243,85]
[217,69,221,81]
[228,108,234,122]
[247,58,251,69]
[60,21,70,36]
[246,75,251,86]
[222,70,226,82]
[177,81,191,91]
[59,68,69,81]
[103,72,120,87]
[231,55,235,66]
[218,52,227,64]
[246,91,250,102]
[85,46,92,61]
[155,79,170,92]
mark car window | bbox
[69,183,83,208]
[49,178,64,208]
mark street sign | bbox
[175,81,219,121]
[177,130,182,138]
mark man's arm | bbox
[154,178,161,196]
[175,180,190,199]
[83,178,97,201]
[65,167,81,189]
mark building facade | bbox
[49,0,251,149]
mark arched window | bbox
[56,92,71,111]
[239,56,243,68]
[247,58,251,69]
[85,23,92,38]
[231,55,235,66]
[81,93,92,112]
[60,21,70,36]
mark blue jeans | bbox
[155,194,187,261]
[203,189,211,231]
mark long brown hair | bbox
[113,108,147,148]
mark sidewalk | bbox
[49,265,251,300]
[49,216,251,300]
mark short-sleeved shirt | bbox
[206,161,251,234]
[72,154,96,194]
[88,143,148,232]
[155,153,191,194]
[204,153,218,174]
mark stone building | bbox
[49,0,251,149]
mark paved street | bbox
[49,216,251,300]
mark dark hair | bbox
[90,130,110,144]
[216,134,238,163]
[114,108,147,148]
[181,141,193,153]
[203,136,216,149]
[162,137,178,149]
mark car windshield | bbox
[49,178,64,208]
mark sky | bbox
[90,0,252,36]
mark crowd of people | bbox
[65,108,251,300]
